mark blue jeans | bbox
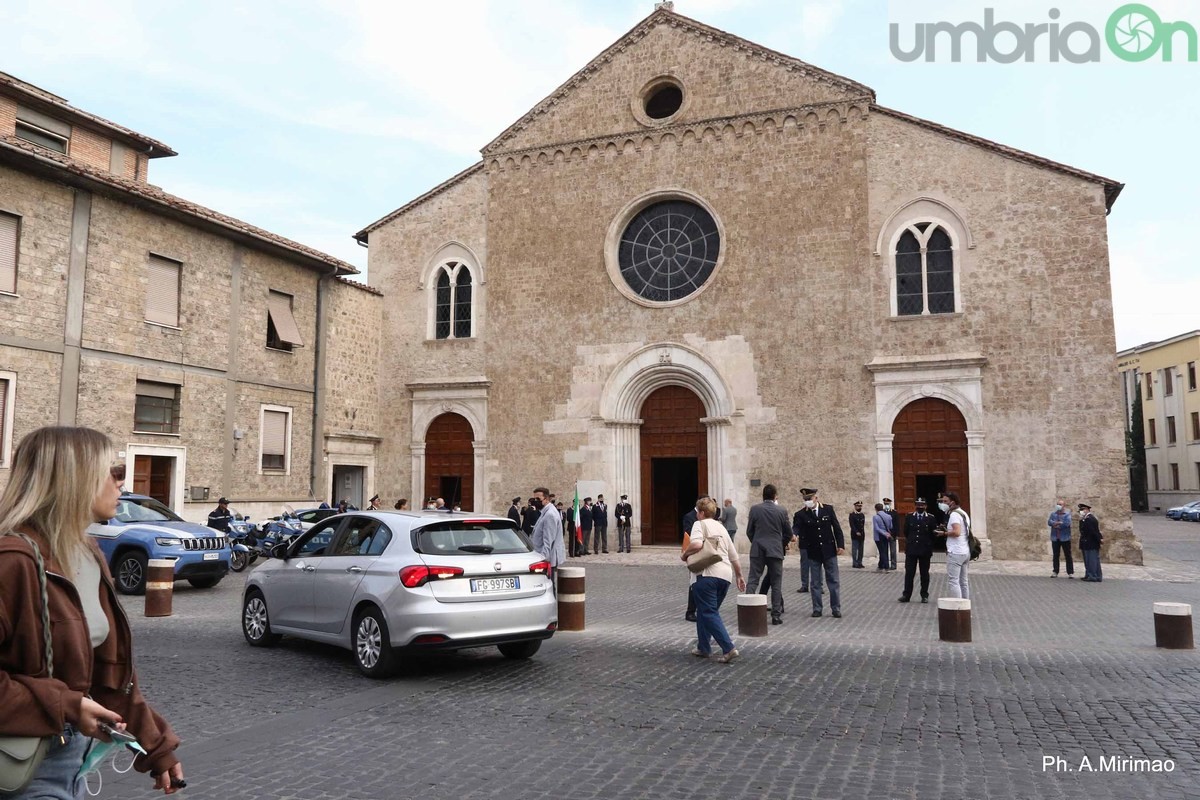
[807,555,840,614]
[0,726,88,800]
[875,539,890,570]
[692,575,734,656]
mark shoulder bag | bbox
[686,519,725,574]
[0,533,55,794]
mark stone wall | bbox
[324,279,382,437]
[0,165,74,333]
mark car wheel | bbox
[188,576,222,589]
[114,551,148,595]
[353,606,396,679]
[497,640,542,660]
[242,590,281,647]
[229,550,248,572]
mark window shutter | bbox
[262,410,288,457]
[266,291,304,347]
[135,380,177,400]
[145,256,180,326]
[0,213,18,294]
[0,379,8,449]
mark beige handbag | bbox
[686,519,725,574]
[0,533,54,794]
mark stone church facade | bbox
[358,7,1136,561]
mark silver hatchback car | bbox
[241,511,558,677]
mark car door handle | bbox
[346,566,363,574]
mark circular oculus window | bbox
[617,200,721,304]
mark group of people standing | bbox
[510,493,635,556]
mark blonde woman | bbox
[680,497,746,663]
[0,427,184,798]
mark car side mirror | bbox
[271,543,289,560]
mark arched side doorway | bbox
[892,397,969,516]
[639,386,708,545]
[424,412,475,511]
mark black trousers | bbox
[902,551,932,600]
[746,556,784,618]
[1052,539,1074,575]
[592,526,608,553]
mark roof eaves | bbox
[335,276,383,296]
[0,72,177,158]
[354,161,484,243]
[0,135,357,276]
[481,7,875,157]
[871,104,1124,211]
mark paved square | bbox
[97,516,1199,799]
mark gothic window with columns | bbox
[433,261,473,339]
[894,222,957,316]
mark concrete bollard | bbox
[144,559,175,617]
[1153,602,1194,650]
[736,593,769,637]
[557,566,585,631]
[938,597,971,643]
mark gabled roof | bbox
[481,6,875,156]
[0,134,357,276]
[872,105,1124,211]
[353,161,483,243]
[0,71,177,158]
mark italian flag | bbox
[573,485,583,545]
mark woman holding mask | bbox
[0,426,183,798]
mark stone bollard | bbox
[1153,602,1194,650]
[557,566,585,631]
[938,597,971,643]
[144,559,175,617]
[736,593,769,637]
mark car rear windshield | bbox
[413,520,531,555]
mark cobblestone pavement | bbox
[97,517,1200,800]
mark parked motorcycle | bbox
[227,513,258,572]
[256,508,304,556]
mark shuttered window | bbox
[134,380,179,434]
[266,291,303,351]
[261,408,289,472]
[0,213,17,294]
[0,378,9,466]
[15,107,71,154]
[145,255,181,327]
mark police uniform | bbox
[615,496,633,553]
[792,489,845,617]
[899,499,937,603]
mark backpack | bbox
[965,515,981,561]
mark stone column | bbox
[702,416,731,506]
[965,430,990,559]
[410,443,426,507]
[472,440,487,513]
[875,433,895,501]
[607,420,642,545]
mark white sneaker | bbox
[715,648,740,664]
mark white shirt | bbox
[689,518,736,583]
[947,509,971,556]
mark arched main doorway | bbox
[425,412,474,511]
[639,386,708,545]
[892,398,969,516]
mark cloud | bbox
[1109,218,1200,350]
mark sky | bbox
[3,0,1197,350]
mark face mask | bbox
[1055,504,1063,512]
[804,500,815,509]
[938,502,950,513]
[81,735,146,797]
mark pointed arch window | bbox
[432,261,473,340]
[894,222,958,316]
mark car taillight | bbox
[399,565,464,588]
[529,560,551,574]
[412,634,449,644]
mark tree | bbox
[1127,390,1148,511]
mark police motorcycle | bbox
[255,506,305,557]
[226,513,258,572]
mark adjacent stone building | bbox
[356,7,1140,562]
[0,71,382,522]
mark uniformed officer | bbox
[614,494,634,553]
[792,487,845,618]
[898,497,938,603]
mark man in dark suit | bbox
[848,500,866,568]
[506,497,522,527]
[793,488,845,618]
[579,497,594,555]
[745,484,792,625]
[883,497,902,571]
[615,494,633,553]
[899,497,938,603]
[592,494,610,554]
[521,497,539,537]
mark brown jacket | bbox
[0,531,180,776]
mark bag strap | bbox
[4,533,53,679]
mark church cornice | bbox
[481,7,875,157]
[485,99,871,171]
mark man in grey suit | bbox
[744,484,792,625]
[721,498,738,542]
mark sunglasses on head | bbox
[110,464,126,482]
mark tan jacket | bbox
[0,531,180,776]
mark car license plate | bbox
[470,576,519,592]
[203,552,219,561]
